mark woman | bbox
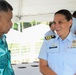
[38,9,76,75]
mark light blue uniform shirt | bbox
[44,30,55,37]
[39,32,76,75]
[0,35,15,75]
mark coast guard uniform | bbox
[0,35,15,75]
[39,32,76,75]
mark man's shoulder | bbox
[45,30,55,37]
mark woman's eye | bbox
[58,21,63,24]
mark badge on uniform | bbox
[49,46,57,49]
[68,40,76,48]
[49,44,57,49]
[45,35,56,40]
[71,40,76,48]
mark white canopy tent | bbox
[6,29,22,43]
[22,24,50,42]
[6,0,76,22]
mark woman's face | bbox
[53,14,72,39]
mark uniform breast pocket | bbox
[67,48,76,54]
[47,48,59,63]
[66,48,76,64]
[47,48,59,71]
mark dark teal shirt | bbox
[0,35,15,75]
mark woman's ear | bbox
[69,19,72,27]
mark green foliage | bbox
[30,20,37,26]
[13,23,18,30]
[23,22,31,29]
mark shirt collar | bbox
[66,32,75,42]
[0,34,6,43]
[54,32,75,42]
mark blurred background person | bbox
[71,11,76,34]
[44,22,56,40]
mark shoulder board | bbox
[45,35,56,40]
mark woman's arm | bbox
[39,59,57,75]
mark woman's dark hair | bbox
[55,9,72,21]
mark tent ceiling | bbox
[6,0,76,22]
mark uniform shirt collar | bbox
[66,32,75,42]
[0,34,6,43]
[55,32,74,42]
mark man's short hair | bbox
[49,22,53,27]
[0,0,13,12]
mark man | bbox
[71,11,76,34]
[44,22,56,40]
[0,0,15,75]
